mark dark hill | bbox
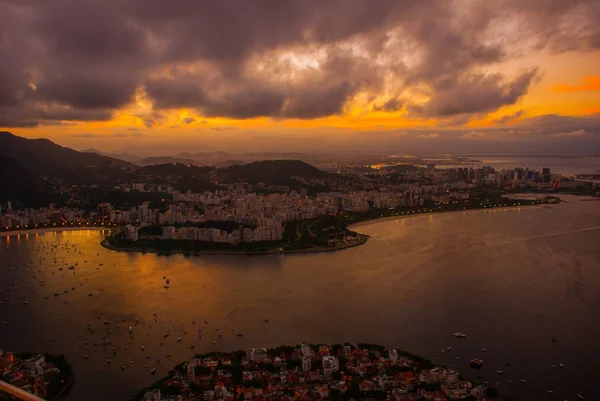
[138,163,219,193]
[0,154,66,207]
[220,160,326,185]
[0,155,43,194]
[0,131,134,184]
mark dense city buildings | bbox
[2,163,597,241]
[137,344,499,401]
[0,351,73,400]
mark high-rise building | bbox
[542,167,551,183]
[97,203,112,218]
[138,202,151,223]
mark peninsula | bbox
[103,193,554,256]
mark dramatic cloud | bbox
[1,0,599,127]
[492,110,525,124]
[408,69,539,117]
[374,98,404,112]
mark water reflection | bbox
[0,199,598,401]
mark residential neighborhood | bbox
[138,344,500,401]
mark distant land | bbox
[0,132,332,208]
[82,147,316,166]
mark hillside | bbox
[81,148,140,163]
[0,155,43,194]
[136,156,198,166]
[0,132,134,184]
[0,155,66,208]
[138,163,220,193]
[220,160,326,185]
[0,134,331,206]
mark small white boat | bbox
[481,348,488,352]
[548,390,554,394]
[140,345,144,350]
[577,395,584,400]
[454,332,467,338]
[150,368,156,374]
[106,359,111,363]
[521,380,527,384]
[128,326,132,333]
[177,337,182,342]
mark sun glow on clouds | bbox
[2,0,600,151]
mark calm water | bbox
[1,197,599,401]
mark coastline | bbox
[101,201,553,256]
[0,226,106,238]
[100,233,369,256]
[348,204,546,229]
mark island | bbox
[0,350,74,400]
[132,343,501,401]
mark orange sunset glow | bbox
[1,0,599,154]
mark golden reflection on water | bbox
[1,201,599,401]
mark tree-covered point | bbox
[73,188,172,212]
[220,160,326,185]
[108,215,363,253]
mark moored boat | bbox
[470,358,484,368]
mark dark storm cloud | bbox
[374,98,404,112]
[408,69,540,117]
[1,0,599,127]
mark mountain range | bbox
[0,132,328,206]
[81,147,315,166]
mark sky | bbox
[1,0,600,156]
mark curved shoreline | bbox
[100,234,369,256]
[0,226,106,237]
[100,202,553,256]
[348,204,546,229]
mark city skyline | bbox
[1,0,599,155]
